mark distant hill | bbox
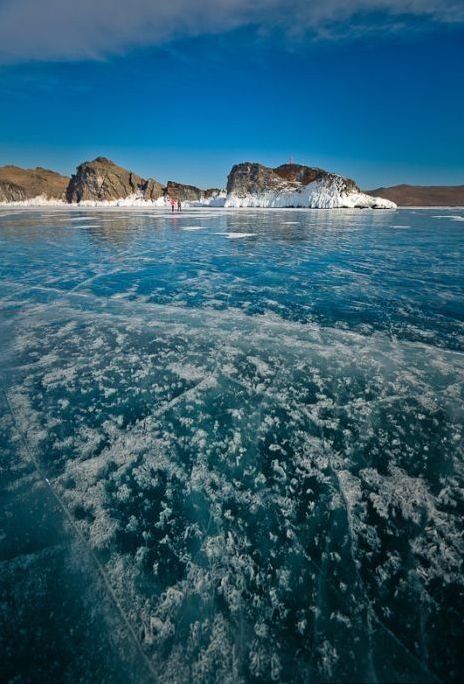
[366,184,464,207]
[0,165,69,202]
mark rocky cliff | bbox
[225,162,395,209]
[164,181,223,203]
[66,157,164,203]
[165,180,203,202]
[0,166,69,203]
[366,184,464,207]
[64,157,223,205]
[165,181,222,203]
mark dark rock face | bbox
[274,164,323,186]
[0,180,24,203]
[226,162,293,196]
[66,157,163,203]
[143,179,165,201]
[165,181,203,202]
[0,166,69,202]
[165,181,223,202]
[275,164,359,193]
[226,162,359,198]
[366,184,464,207]
[204,188,222,199]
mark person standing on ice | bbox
[169,197,176,213]
[177,199,182,212]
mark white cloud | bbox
[0,0,462,64]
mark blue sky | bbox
[0,0,463,189]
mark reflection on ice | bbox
[0,207,463,683]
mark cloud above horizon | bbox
[0,0,463,64]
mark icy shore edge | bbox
[224,179,397,209]
[0,193,227,209]
[0,186,396,210]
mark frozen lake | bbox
[1,207,463,683]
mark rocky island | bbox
[224,162,396,209]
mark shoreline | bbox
[1,203,463,212]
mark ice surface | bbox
[434,215,464,220]
[0,207,463,683]
[215,231,256,239]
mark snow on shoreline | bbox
[2,201,463,213]
[0,184,398,210]
[224,178,397,209]
[0,197,394,210]
[0,192,227,209]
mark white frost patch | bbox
[67,216,100,221]
[74,191,226,209]
[215,232,255,239]
[71,224,101,229]
[75,193,167,208]
[0,195,67,207]
[168,362,206,381]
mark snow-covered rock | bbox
[224,162,396,209]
